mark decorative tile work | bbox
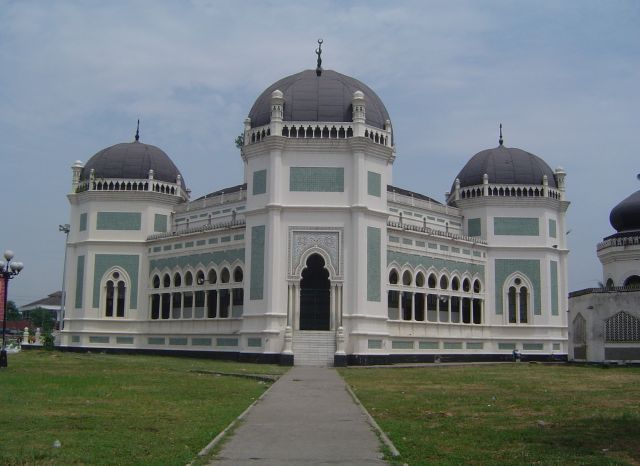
[148,337,165,345]
[367,227,381,302]
[163,245,171,251]
[416,241,426,248]
[192,338,212,346]
[174,243,183,249]
[553,343,561,351]
[549,219,557,238]
[443,342,463,350]
[468,218,481,237]
[389,236,399,243]
[523,343,544,351]
[419,341,439,349]
[494,259,540,315]
[439,245,449,251]
[79,213,87,232]
[169,337,188,346]
[290,229,342,276]
[367,171,381,197]
[428,243,437,249]
[116,336,134,344]
[290,167,344,192]
[451,247,460,253]
[196,240,206,246]
[97,212,141,231]
[208,238,218,244]
[402,238,412,245]
[154,214,168,233]
[498,342,516,350]
[71,335,80,343]
[391,340,414,350]
[550,260,559,315]
[250,226,265,300]
[185,242,194,248]
[387,251,485,281]
[368,339,383,349]
[149,248,245,273]
[75,255,84,308]
[89,336,109,344]
[494,217,539,236]
[247,338,262,348]
[221,236,231,243]
[234,234,244,241]
[217,337,239,347]
[253,169,267,195]
[153,246,161,252]
[466,342,484,350]
[93,254,139,309]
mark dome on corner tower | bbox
[453,145,557,191]
[248,69,391,131]
[610,189,640,232]
[81,141,186,189]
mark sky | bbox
[0,0,638,306]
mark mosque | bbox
[59,51,570,365]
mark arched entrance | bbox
[299,253,331,330]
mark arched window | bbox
[196,270,205,285]
[624,275,640,288]
[173,273,182,287]
[221,268,230,284]
[163,274,171,288]
[506,277,529,324]
[103,270,127,318]
[402,270,412,286]
[152,275,160,289]
[234,266,244,282]
[415,272,425,287]
[185,271,193,286]
[440,275,449,290]
[451,277,460,291]
[208,269,217,284]
[389,269,399,285]
[428,274,437,288]
[473,279,482,293]
[462,278,470,292]
[605,278,614,288]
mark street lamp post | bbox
[58,224,70,331]
[0,250,24,368]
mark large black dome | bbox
[610,190,640,232]
[81,142,185,189]
[248,69,391,131]
[453,145,556,191]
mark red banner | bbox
[0,278,4,322]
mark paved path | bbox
[209,366,388,465]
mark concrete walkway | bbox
[209,366,388,465]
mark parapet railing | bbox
[75,177,186,198]
[147,219,246,241]
[569,285,640,298]
[597,234,640,251]
[387,220,487,246]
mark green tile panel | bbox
[466,342,484,350]
[71,335,80,343]
[468,218,481,237]
[250,226,265,300]
[443,342,463,350]
[523,343,544,351]
[75,255,84,308]
[116,336,134,344]
[367,227,381,302]
[97,212,141,231]
[494,259,541,315]
[149,249,245,274]
[549,219,557,238]
[253,169,267,195]
[368,339,383,349]
[89,336,109,344]
[419,341,439,349]
[79,213,87,231]
[391,340,414,350]
[196,240,206,246]
[290,167,344,192]
[93,254,139,309]
[217,337,239,347]
[169,337,188,346]
[367,171,381,197]
[247,338,262,348]
[154,214,168,233]
[550,260,559,316]
[494,217,539,236]
[192,338,212,346]
[498,342,516,350]
[148,337,165,345]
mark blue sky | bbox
[1,0,638,305]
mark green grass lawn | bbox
[0,350,287,466]
[340,363,640,465]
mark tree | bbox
[234,134,244,149]
[5,300,21,320]
[27,307,55,332]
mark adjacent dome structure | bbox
[453,144,557,190]
[610,189,640,232]
[247,69,391,131]
[81,141,185,189]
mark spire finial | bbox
[315,39,323,76]
[499,123,503,146]
[135,119,140,142]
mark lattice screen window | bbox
[605,311,640,343]
[573,313,586,345]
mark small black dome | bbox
[81,142,185,189]
[453,145,556,191]
[610,190,640,232]
[248,69,391,131]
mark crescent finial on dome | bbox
[135,119,140,142]
[499,123,503,146]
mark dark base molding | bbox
[347,353,568,366]
[56,345,291,365]
[334,354,347,367]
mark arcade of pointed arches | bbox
[149,264,244,320]
[387,266,483,324]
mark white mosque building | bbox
[59,58,570,365]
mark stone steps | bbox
[293,331,336,366]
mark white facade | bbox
[60,68,569,365]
